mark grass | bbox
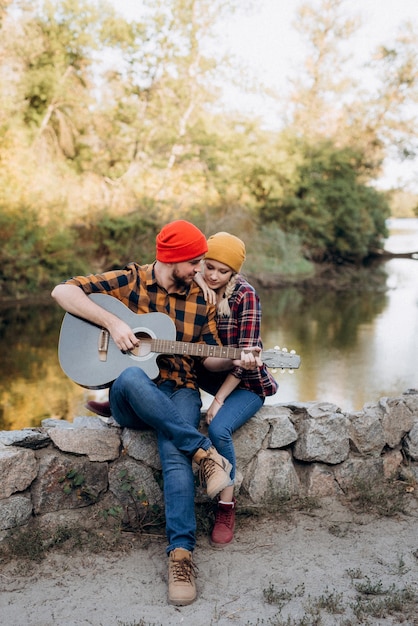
[346,476,414,516]
[238,484,322,521]
[351,584,417,621]
[257,579,418,626]
[0,523,129,564]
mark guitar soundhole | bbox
[129,331,152,358]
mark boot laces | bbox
[215,505,234,528]
[172,556,198,582]
[198,455,223,486]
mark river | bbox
[0,218,417,430]
[261,217,418,410]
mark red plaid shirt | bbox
[65,262,220,390]
[216,276,278,398]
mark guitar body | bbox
[58,293,176,389]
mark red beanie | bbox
[156,220,208,263]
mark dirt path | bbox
[1,498,418,626]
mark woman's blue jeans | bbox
[208,389,264,481]
[109,367,212,554]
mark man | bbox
[51,219,256,606]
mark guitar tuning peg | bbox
[271,368,277,374]
[290,349,296,355]
[288,369,294,375]
[282,347,288,353]
[274,345,280,351]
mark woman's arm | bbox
[193,271,217,305]
[205,373,241,424]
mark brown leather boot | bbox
[193,447,232,499]
[210,498,236,547]
[168,548,197,606]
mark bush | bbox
[0,207,88,297]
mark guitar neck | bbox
[150,338,247,360]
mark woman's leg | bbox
[208,388,263,481]
[208,389,263,547]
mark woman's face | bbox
[202,259,234,291]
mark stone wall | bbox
[1,392,418,533]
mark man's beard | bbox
[172,267,192,290]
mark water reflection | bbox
[0,304,86,430]
[1,220,417,429]
[259,267,391,411]
[261,221,418,411]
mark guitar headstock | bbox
[262,347,300,370]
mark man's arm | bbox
[51,284,139,352]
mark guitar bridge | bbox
[98,329,109,362]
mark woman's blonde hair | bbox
[217,274,237,317]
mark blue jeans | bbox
[208,389,264,481]
[109,367,211,553]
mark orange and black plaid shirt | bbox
[65,262,220,390]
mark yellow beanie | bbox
[205,232,246,273]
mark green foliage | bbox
[58,467,98,503]
[116,469,165,533]
[79,210,160,270]
[258,141,390,262]
[0,206,87,297]
[0,0,416,298]
[245,224,313,277]
[389,190,418,217]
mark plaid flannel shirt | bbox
[65,262,220,390]
[216,275,278,398]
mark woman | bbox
[195,232,278,547]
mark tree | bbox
[288,0,418,183]
[258,140,390,262]
[289,0,360,141]
[92,0,249,215]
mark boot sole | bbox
[168,596,196,606]
[209,537,234,549]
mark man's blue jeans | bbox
[109,367,212,553]
[208,389,263,481]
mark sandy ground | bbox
[1,498,418,626]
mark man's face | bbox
[171,257,203,289]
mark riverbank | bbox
[0,257,400,308]
[247,260,391,292]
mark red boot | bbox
[210,498,236,548]
[86,400,112,418]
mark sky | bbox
[111,0,418,191]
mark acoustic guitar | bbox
[58,293,300,389]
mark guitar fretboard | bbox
[149,339,249,360]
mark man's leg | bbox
[109,367,209,454]
[109,367,232,499]
[156,386,200,606]
[156,385,202,553]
